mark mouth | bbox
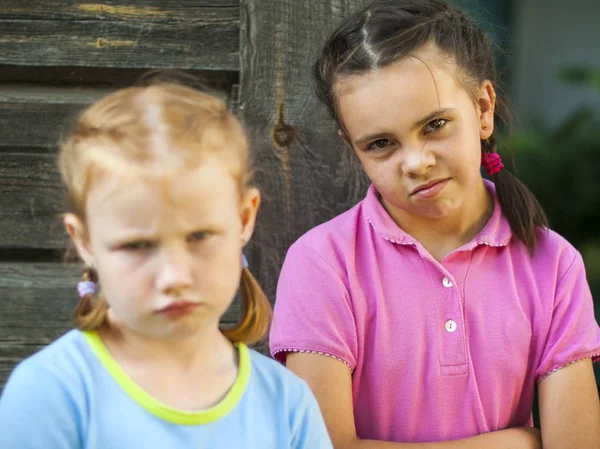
[410,178,451,198]
[156,300,200,317]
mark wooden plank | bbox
[0,86,111,149]
[0,3,239,70]
[238,0,369,302]
[0,262,242,390]
[0,65,239,89]
[0,153,66,249]
[0,1,239,21]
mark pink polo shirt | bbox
[270,180,600,443]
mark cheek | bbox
[95,253,150,307]
[356,155,390,182]
[441,130,481,171]
[195,237,241,294]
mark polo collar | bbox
[363,179,512,249]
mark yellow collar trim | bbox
[82,331,250,425]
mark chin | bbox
[412,202,458,219]
[153,325,202,341]
[414,210,450,220]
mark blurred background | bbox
[456,0,600,397]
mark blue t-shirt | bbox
[0,330,333,449]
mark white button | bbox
[442,277,453,288]
[445,320,457,333]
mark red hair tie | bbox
[481,152,504,176]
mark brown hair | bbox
[59,82,271,343]
[314,0,547,253]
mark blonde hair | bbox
[59,82,272,344]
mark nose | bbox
[400,140,436,177]
[155,244,194,295]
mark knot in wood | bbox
[96,38,109,48]
[273,122,295,149]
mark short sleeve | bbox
[290,380,334,449]
[0,358,81,449]
[535,251,600,381]
[270,241,358,370]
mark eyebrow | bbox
[413,108,453,129]
[108,233,156,247]
[353,108,454,146]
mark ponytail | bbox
[221,267,272,345]
[482,136,548,255]
[73,266,109,331]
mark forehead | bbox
[86,156,240,233]
[335,46,469,134]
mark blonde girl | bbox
[0,83,332,449]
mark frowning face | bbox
[335,44,494,224]
[68,155,259,341]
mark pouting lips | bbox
[411,178,450,196]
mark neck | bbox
[99,315,235,373]
[383,180,493,261]
[97,314,240,411]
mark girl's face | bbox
[66,155,259,341]
[335,44,495,222]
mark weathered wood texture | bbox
[0,87,121,250]
[0,154,66,248]
[239,0,369,300]
[0,0,239,20]
[0,86,110,149]
[0,262,242,390]
[0,1,240,70]
[0,65,238,88]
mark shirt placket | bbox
[377,232,470,376]
[430,262,468,376]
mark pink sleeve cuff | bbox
[536,351,600,383]
[271,346,355,371]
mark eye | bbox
[424,118,448,134]
[187,231,210,242]
[366,138,392,152]
[121,240,154,251]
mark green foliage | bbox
[507,105,600,249]
[558,65,600,93]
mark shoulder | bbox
[247,349,315,402]
[0,330,90,445]
[295,200,364,250]
[6,330,90,383]
[16,329,94,380]
[532,228,581,276]
[1,330,93,402]
[284,200,367,275]
[244,349,333,448]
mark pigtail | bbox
[73,265,108,331]
[482,137,548,254]
[221,267,272,345]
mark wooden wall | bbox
[0,0,368,390]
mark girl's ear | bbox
[240,187,261,244]
[64,214,93,264]
[478,80,496,140]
